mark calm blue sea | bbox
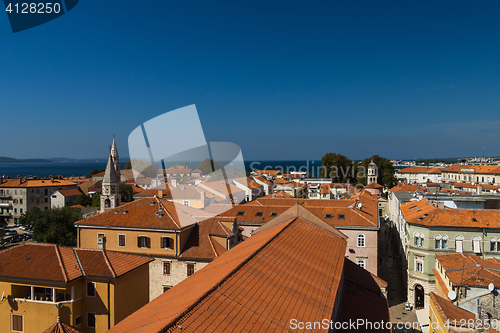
[0,160,324,178]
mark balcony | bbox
[0,203,11,208]
[10,285,74,304]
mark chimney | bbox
[478,184,483,195]
[438,202,445,209]
[49,175,54,183]
[158,190,163,198]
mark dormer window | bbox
[324,214,333,219]
[270,212,278,217]
[338,214,345,219]
[255,212,263,217]
[236,211,245,216]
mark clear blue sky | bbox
[1,1,500,161]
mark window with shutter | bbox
[187,263,195,276]
[12,314,23,332]
[163,262,171,275]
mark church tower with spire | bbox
[100,138,121,213]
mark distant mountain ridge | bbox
[0,157,52,163]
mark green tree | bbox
[197,158,222,175]
[92,192,101,207]
[20,207,80,246]
[357,155,398,188]
[206,167,246,182]
[73,195,93,207]
[119,183,134,202]
[320,153,356,183]
[87,168,105,178]
[123,160,132,169]
[19,206,42,226]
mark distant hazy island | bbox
[0,157,52,163]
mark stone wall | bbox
[408,274,436,310]
[149,258,210,301]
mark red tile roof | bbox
[398,167,443,174]
[107,205,348,333]
[58,189,83,197]
[436,253,500,287]
[442,165,500,174]
[429,292,475,325]
[390,182,428,193]
[0,179,78,188]
[0,243,152,283]
[75,197,215,230]
[42,321,83,333]
[180,218,233,260]
[402,200,500,229]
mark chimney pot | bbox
[158,190,163,198]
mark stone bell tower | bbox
[100,138,121,213]
[367,159,378,184]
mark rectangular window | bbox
[442,239,448,249]
[255,212,263,217]
[415,257,424,273]
[19,199,22,204]
[75,316,81,327]
[338,214,345,219]
[236,211,244,216]
[161,237,172,249]
[414,237,419,246]
[324,214,333,219]
[163,262,171,275]
[456,239,463,253]
[420,237,424,247]
[12,314,23,332]
[187,263,195,276]
[183,200,189,206]
[435,239,441,249]
[118,235,126,247]
[86,281,96,297]
[491,242,496,252]
[137,236,150,248]
[270,212,277,217]
[87,313,96,328]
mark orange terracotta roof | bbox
[180,218,232,260]
[217,205,292,223]
[0,243,152,283]
[442,165,500,174]
[430,292,475,325]
[57,189,82,197]
[75,197,215,230]
[398,167,443,174]
[253,170,281,176]
[390,182,428,193]
[433,269,449,296]
[262,191,294,199]
[252,175,272,185]
[366,182,383,189]
[403,201,500,229]
[71,204,84,208]
[107,205,347,333]
[436,253,500,287]
[42,321,83,333]
[0,179,78,188]
[232,177,264,189]
[201,180,245,195]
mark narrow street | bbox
[378,219,422,333]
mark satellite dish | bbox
[448,291,457,301]
[489,283,495,292]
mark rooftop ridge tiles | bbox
[73,249,85,277]
[156,197,180,229]
[54,244,69,283]
[102,250,117,278]
[151,219,296,332]
[207,235,218,258]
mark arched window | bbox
[357,234,365,247]
[104,199,111,208]
[491,237,497,252]
[356,259,366,269]
[419,233,425,247]
[414,232,420,247]
[472,236,481,253]
[435,235,442,249]
[442,235,448,249]
[455,235,464,253]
